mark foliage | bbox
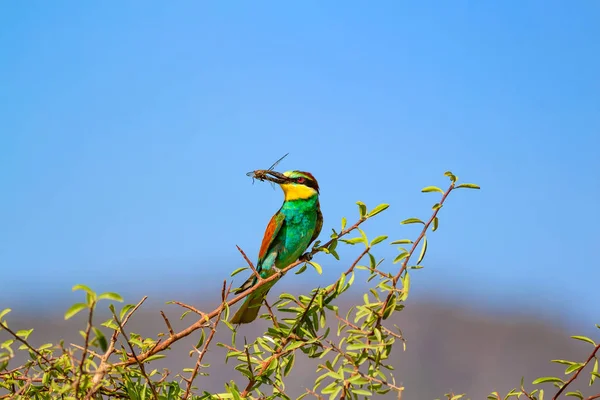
[0,171,597,399]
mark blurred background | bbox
[1,1,599,398]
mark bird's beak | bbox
[261,170,291,185]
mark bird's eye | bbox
[296,177,305,184]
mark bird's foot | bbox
[299,252,313,262]
[272,266,284,278]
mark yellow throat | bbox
[280,171,318,201]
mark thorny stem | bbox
[552,343,600,400]
[236,245,262,282]
[73,301,95,395]
[182,281,231,399]
[376,182,456,329]
[111,307,159,400]
[105,217,368,369]
[86,296,147,399]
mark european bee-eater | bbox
[231,170,323,324]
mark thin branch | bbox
[160,311,175,337]
[376,181,456,329]
[86,295,147,399]
[305,388,326,400]
[0,321,53,366]
[182,281,231,399]
[236,245,262,281]
[69,344,102,359]
[553,343,600,400]
[263,298,280,329]
[111,308,159,400]
[73,301,95,395]
[171,301,208,320]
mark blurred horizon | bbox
[1,1,599,330]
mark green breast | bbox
[275,196,319,268]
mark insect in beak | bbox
[246,153,290,187]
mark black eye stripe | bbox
[301,179,319,191]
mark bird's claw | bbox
[299,252,313,262]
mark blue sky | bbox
[1,1,598,326]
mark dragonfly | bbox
[246,153,290,188]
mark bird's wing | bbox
[309,202,323,245]
[257,210,286,268]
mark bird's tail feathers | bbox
[230,289,269,324]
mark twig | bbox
[171,301,208,320]
[182,281,231,399]
[376,181,456,329]
[160,311,175,337]
[236,245,262,282]
[263,298,279,328]
[73,301,96,395]
[69,344,102,359]
[553,343,600,400]
[111,308,159,400]
[0,321,53,366]
[305,388,326,400]
[86,296,147,399]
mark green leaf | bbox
[393,252,409,264]
[368,203,389,217]
[295,264,307,274]
[120,304,135,320]
[64,303,88,320]
[432,217,439,231]
[196,329,206,349]
[341,237,366,245]
[401,218,424,225]
[284,352,295,377]
[456,183,481,190]
[144,354,166,363]
[352,389,372,396]
[571,335,596,346]
[341,217,347,231]
[416,236,428,264]
[390,239,412,245]
[551,359,577,366]
[532,376,564,385]
[101,319,118,330]
[98,292,124,302]
[371,235,388,246]
[356,201,367,218]
[565,391,584,399]
[230,267,248,277]
[565,362,584,374]
[401,273,410,301]
[93,327,108,352]
[421,186,444,194]
[444,171,457,182]
[590,358,598,385]
[72,284,94,294]
[309,261,322,275]
[0,309,11,321]
[16,329,33,340]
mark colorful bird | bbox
[231,170,323,324]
